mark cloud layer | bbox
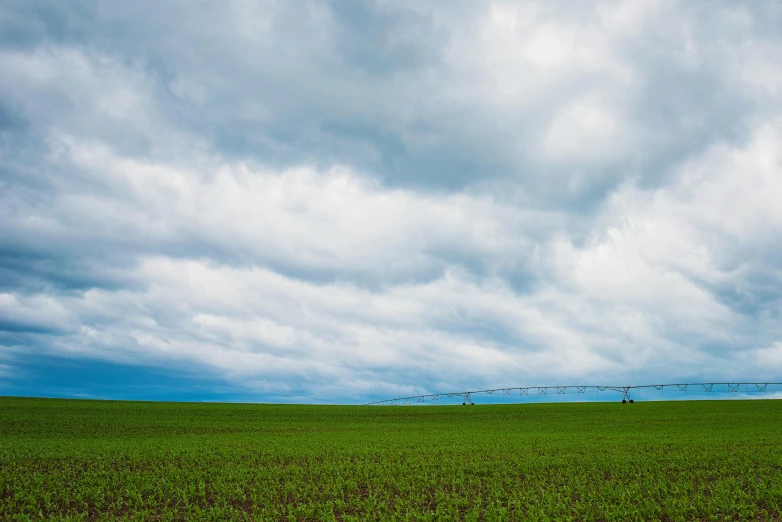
[1,0,781,402]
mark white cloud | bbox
[1,0,781,401]
[743,342,782,374]
[4,115,781,399]
[0,293,75,333]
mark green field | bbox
[1,398,781,521]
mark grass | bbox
[1,397,781,521]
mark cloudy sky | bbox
[1,0,782,403]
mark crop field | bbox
[1,398,781,521]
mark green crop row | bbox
[1,398,781,521]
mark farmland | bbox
[1,398,781,521]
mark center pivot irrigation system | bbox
[366,382,782,406]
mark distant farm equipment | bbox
[367,382,782,405]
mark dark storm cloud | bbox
[1,0,771,198]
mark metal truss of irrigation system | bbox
[366,382,782,405]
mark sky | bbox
[1,0,782,404]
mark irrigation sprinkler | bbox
[366,382,782,406]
